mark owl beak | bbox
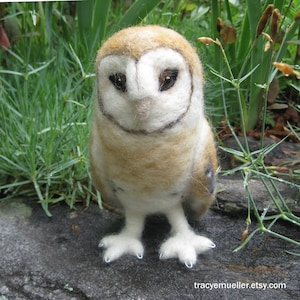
[135,98,153,120]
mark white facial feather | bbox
[97,48,198,133]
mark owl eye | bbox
[159,69,178,91]
[109,73,127,92]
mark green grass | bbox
[0,0,212,216]
[200,0,300,129]
[0,41,95,216]
[0,0,165,216]
[200,22,300,251]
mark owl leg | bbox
[159,204,215,268]
[99,210,145,263]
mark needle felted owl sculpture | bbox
[90,25,218,268]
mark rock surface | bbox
[0,193,299,300]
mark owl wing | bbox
[183,126,218,219]
[89,121,124,212]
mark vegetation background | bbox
[0,0,299,250]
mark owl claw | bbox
[184,260,194,269]
[137,253,143,259]
[104,256,111,263]
[159,232,214,268]
[159,252,167,260]
[99,233,144,262]
[209,242,216,248]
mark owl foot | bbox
[159,231,215,268]
[99,233,144,263]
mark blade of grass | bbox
[117,0,161,28]
[246,0,268,130]
[210,0,220,71]
[94,0,111,44]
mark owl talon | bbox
[104,256,111,263]
[184,260,193,269]
[159,232,214,268]
[137,253,143,259]
[209,242,216,248]
[159,252,165,260]
[99,233,144,262]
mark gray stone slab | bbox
[0,198,299,299]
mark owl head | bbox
[95,25,205,134]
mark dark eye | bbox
[109,73,127,92]
[159,69,178,91]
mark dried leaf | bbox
[284,106,299,124]
[217,17,224,32]
[241,228,248,242]
[197,37,215,45]
[220,23,237,45]
[262,32,273,42]
[273,62,294,76]
[267,78,279,103]
[71,224,81,233]
[267,103,288,110]
[217,18,236,45]
[264,41,271,52]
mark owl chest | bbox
[100,127,196,193]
